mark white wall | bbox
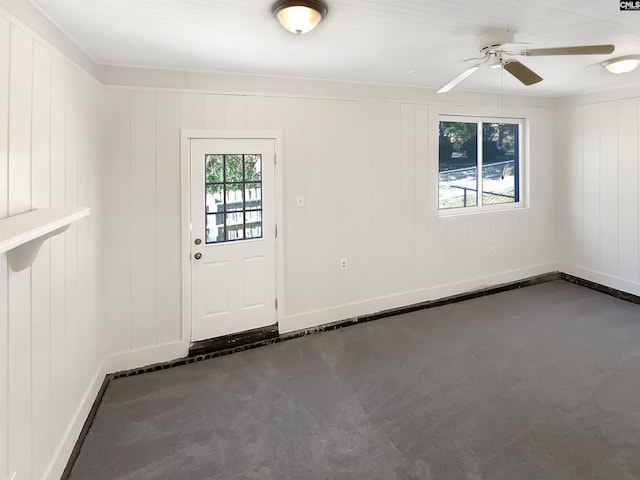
[102,84,558,346]
[560,89,640,293]
[0,9,104,480]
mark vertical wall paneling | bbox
[617,99,639,283]
[102,88,131,354]
[0,17,9,219]
[0,250,7,480]
[156,92,182,344]
[7,24,33,480]
[317,100,341,308]
[335,100,361,305]
[64,61,80,413]
[30,39,52,480]
[224,95,247,129]
[340,99,372,303]
[565,106,584,266]
[582,104,601,272]
[246,96,267,130]
[8,25,32,217]
[399,103,416,291]
[383,102,403,293]
[599,102,619,276]
[48,52,67,456]
[368,100,390,299]
[202,94,225,129]
[413,104,430,288]
[0,16,9,480]
[76,70,100,395]
[130,91,158,349]
[180,93,204,129]
[284,98,314,313]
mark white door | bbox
[190,138,276,341]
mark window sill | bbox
[438,202,526,218]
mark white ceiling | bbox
[29,0,640,96]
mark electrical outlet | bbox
[340,258,348,270]
[489,246,495,257]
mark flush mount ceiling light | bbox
[602,55,640,74]
[272,0,328,35]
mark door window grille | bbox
[205,153,262,243]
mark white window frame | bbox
[438,114,526,217]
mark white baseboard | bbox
[104,340,190,374]
[43,359,108,480]
[559,264,640,297]
[279,263,559,334]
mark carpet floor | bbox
[69,280,640,479]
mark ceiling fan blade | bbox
[437,65,481,93]
[523,44,615,56]
[503,60,543,86]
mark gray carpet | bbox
[69,280,640,479]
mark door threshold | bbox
[189,324,279,357]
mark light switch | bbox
[296,195,305,207]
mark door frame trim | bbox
[180,130,284,344]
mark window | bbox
[205,153,263,243]
[438,116,523,212]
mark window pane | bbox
[206,213,224,243]
[245,210,262,239]
[206,184,223,214]
[439,121,478,209]
[482,123,518,205]
[226,212,244,241]
[225,184,244,211]
[244,154,262,181]
[205,155,224,183]
[245,183,262,210]
[225,154,243,182]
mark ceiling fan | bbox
[437,30,615,93]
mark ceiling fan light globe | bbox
[603,57,640,74]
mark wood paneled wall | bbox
[0,14,103,480]
[561,97,640,292]
[103,89,558,342]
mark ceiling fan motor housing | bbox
[478,29,515,53]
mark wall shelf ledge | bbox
[0,208,90,271]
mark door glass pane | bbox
[482,123,518,205]
[225,185,244,211]
[206,155,224,183]
[439,121,478,209]
[244,154,262,181]
[206,184,223,214]
[245,183,262,210]
[225,155,243,182]
[245,211,262,239]
[226,212,244,241]
[206,213,224,243]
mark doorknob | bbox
[194,252,202,260]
